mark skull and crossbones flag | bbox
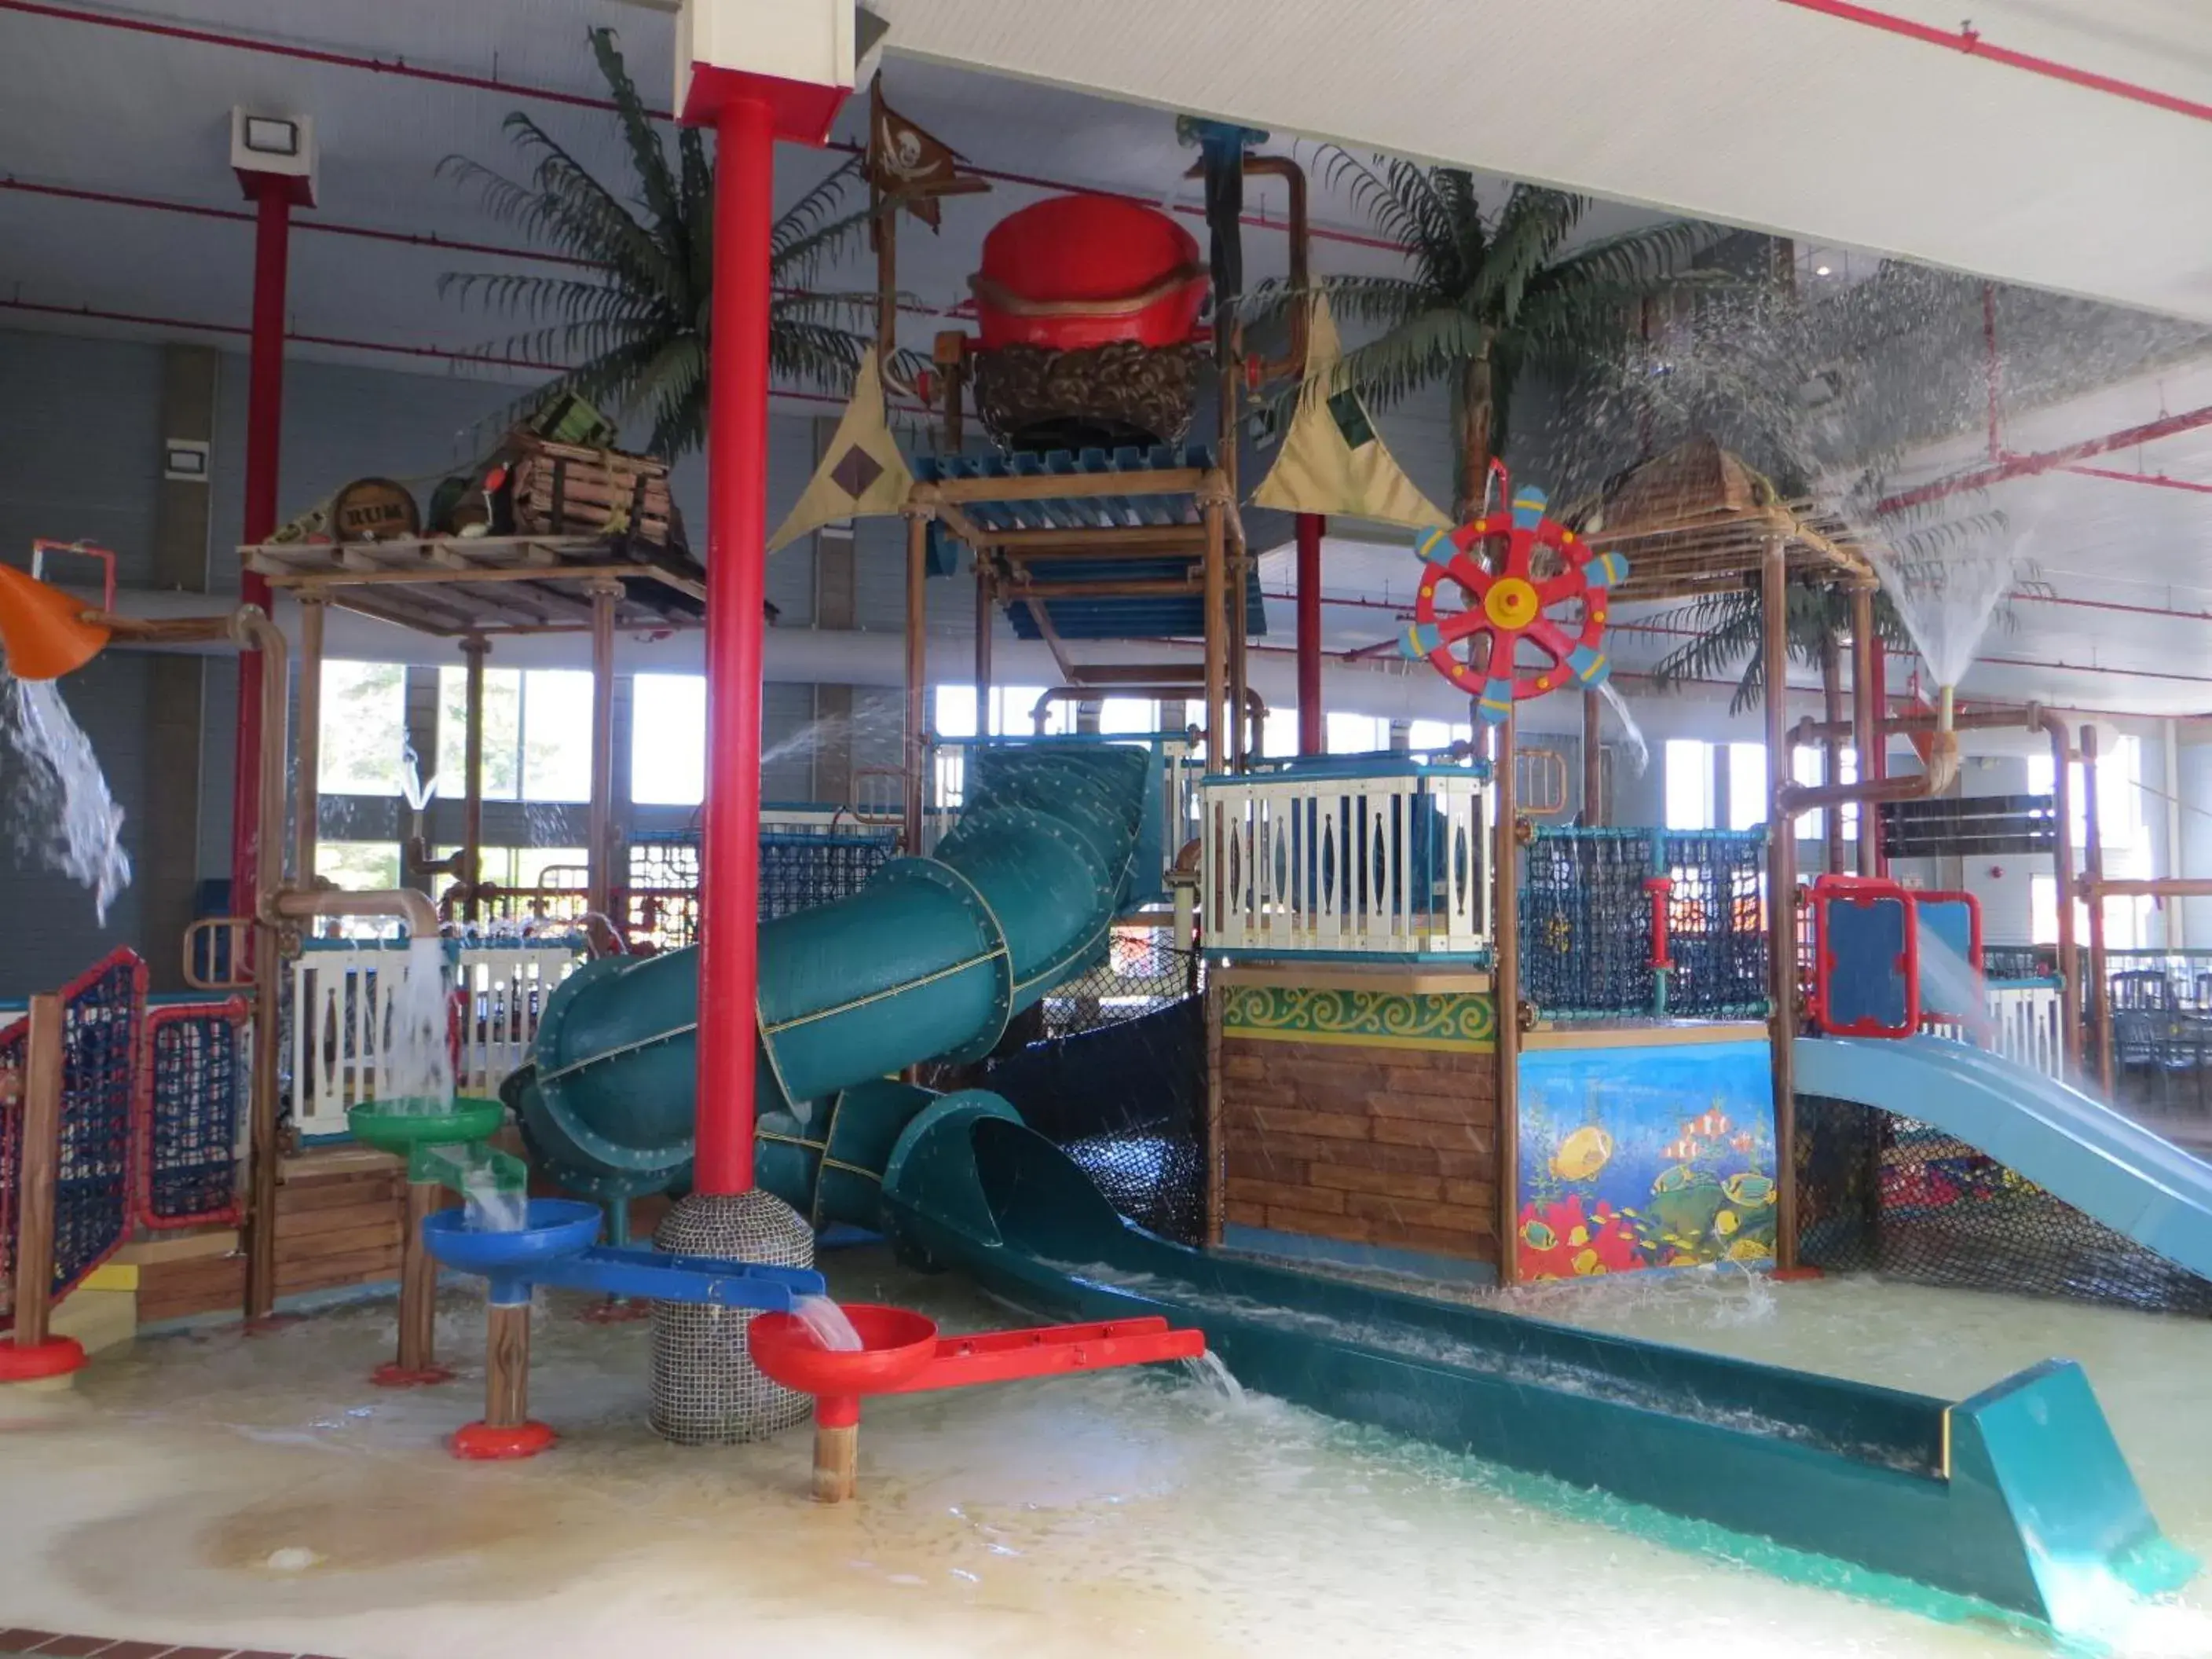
[865,77,986,231]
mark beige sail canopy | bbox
[768,346,917,554]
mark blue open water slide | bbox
[1796,1034,2212,1280]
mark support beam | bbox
[1763,537,1800,1272]
[1202,490,1227,768]
[1580,687,1603,826]
[1295,512,1324,756]
[588,580,620,918]
[1492,705,1521,1287]
[2082,725,2113,1099]
[904,513,929,849]
[1850,585,1880,878]
[291,596,325,889]
[230,178,291,920]
[460,633,489,922]
[1818,630,1844,875]
[973,555,994,731]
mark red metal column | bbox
[230,178,291,911]
[694,94,776,1197]
[1295,512,1324,755]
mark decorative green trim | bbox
[1222,983,1495,1051]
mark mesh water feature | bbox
[976,991,1209,1244]
[650,1188,818,1444]
[1793,1093,2212,1317]
[137,1000,247,1229]
[1519,829,1767,1019]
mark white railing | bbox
[289,940,584,1138]
[1987,978,2065,1079]
[1202,759,1492,958]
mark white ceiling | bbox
[6,0,2212,717]
[870,0,2212,323]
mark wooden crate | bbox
[510,439,676,546]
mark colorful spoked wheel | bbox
[1398,484,1628,723]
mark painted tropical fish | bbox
[1725,1236,1774,1263]
[1730,1130,1757,1155]
[1550,1125,1614,1182]
[1693,1108,1734,1139]
[1652,1163,1697,1194]
[1722,1173,1778,1208]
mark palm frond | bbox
[1475,186,1584,320]
[1325,306,1489,411]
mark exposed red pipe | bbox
[1874,404,2212,512]
[694,93,775,1198]
[231,179,288,917]
[1776,0,2212,124]
[1,2,1392,257]
[2060,464,2212,497]
[1295,513,1324,754]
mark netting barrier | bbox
[0,947,145,1331]
[760,828,898,922]
[1035,924,1197,1041]
[1520,829,1768,1019]
[1794,1093,2212,1317]
[976,993,1209,1244]
[137,998,247,1230]
[626,834,701,950]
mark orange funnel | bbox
[0,562,110,680]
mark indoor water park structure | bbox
[7,3,2212,1657]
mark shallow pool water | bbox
[2,1253,2210,1658]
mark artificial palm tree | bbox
[440,29,892,457]
[1248,152,1716,519]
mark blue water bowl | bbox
[422,1198,603,1276]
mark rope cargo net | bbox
[0,947,145,1331]
[1519,829,1768,1019]
[137,998,247,1229]
[1794,1093,2212,1317]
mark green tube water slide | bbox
[507,741,1153,1206]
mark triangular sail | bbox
[767,346,917,554]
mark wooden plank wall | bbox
[1219,1038,1499,1264]
[137,1159,408,1324]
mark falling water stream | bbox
[0,667,131,921]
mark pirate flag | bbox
[767,347,914,554]
[865,77,986,231]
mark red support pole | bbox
[1869,639,1890,877]
[1295,512,1324,755]
[694,94,776,1198]
[230,178,290,914]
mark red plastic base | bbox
[574,1298,651,1325]
[372,1361,456,1388]
[451,1419,558,1460]
[1770,1266,1826,1283]
[0,1336,87,1382]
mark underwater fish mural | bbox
[1549,1125,1614,1182]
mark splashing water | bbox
[418,1142,527,1232]
[1857,518,2024,690]
[0,668,131,921]
[1182,1349,1246,1405]
[379,936,455,1115]
[1595,681,1650,778]
[1915,917,1994,1045]
[793,1294,863,1352]
[399,744,438,814]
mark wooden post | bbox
[873,189,897,404]
[1850,584,1881,878]
[2083,725,2114,1098]
[460,632,489,921]
[449,1298,555,1459]
[1202,488,1228,770]
[1818,628,1845,876]
[903,513,928,852]
[245,612,293,1324]
[0,994,84,1380]
[1763,537,1800,1272]
[587,580,620,921]
[1580,687,1603,826]
[934,331,967,452]
[1228,531,1250,773]
[814,1416,859,1503]
[2042,713,2084,1079]
[374,1179,453,1386]
[973,555,994,732]
[1492,705,1521,1287]
[291,595,325,888]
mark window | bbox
[1408,718,1474,755]
[1791,745,1859,840]
[436,845,591,889]
[318,661,407,795]
[1665,739,1716,830]
[1727,743,1767,832]
[933,685,1070,738]
[632,673,707,807]
[1097,697,1157,734]
[1261,708,1301,758]
[1327,712,1390,754]
[439,666,592,804]
[315,840,401,890]
[2029,734,2152,947]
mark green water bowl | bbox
[346,1097,507,1155]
